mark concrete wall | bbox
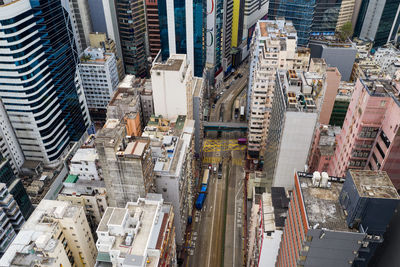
[272,112,318,190]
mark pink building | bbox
[308,124,341,172]
[319,67,341,125]
[328,79,400,188]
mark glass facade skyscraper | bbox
[157,0,205,77]
[312,0,342,35]
[0,0,90,165]
[268,0,316,46]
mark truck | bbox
[218,163,223,179]
[234,100,240,114]
[201,169,210,192]
[240,106,245,120]
[195,193,206,210]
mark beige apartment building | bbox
[0,200,97,267]
[247,19,310,158]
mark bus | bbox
[238,138,247,145]
[200,169,210,193]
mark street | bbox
[186,63,248,267]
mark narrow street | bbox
[186,63,248,267]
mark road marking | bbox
[233,178,244,266]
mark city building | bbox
[0,159,33,220]
[0,100,24,174]
[139,80,155,127]
[268,2,315,46]
[312,0,343,35]
[0,0,90,166]
[353,38,373,60]
[308,124,341,173]
[264,70,322,191]
[328,79,400,189]
[354,0,400,47]
[308,61,342,125]
[152,118,195,248]
[351,57,384,82]
[222,0,234,72]
[0,183,25,232]
[157,0,205,77]
[145,0,161,59]
[191,78,204,156]
[309,35,357,81]
[336,0,356,31]
[0,185,18,256]
[151,54,193,121]
[329,81,355,126]
[107,75,145,136]
[232,0,269,63]
[67,0,92,54]
[247,19,310,158]
[95,194,177,267]
[0,199,97,267]
[79,47,119,113]
[89,32,125,81]
[276,170,400,267]
[69,148,100,180]
[57,174,107,235]
[115,0,148,77]
[247,188,288,267]
[95,119,155,207]
[373,45,400,71]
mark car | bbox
[212,104,216,109]
[213,166,217,173]
[208,164,212,170]
[216,95,221,99]
[235,113,238,119]
[238,73,243,78]
[226,85,230,89]
[219,92,223,95]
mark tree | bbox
[338,21,353,41]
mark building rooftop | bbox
[297,172,356,232]
[61,177,106,196]
[361,79,400,106]
[71,148,98,163]
[80,47,112,64]
[318,125,341,155]
[310,35,355,48]
[152,54,186,71]
[276,69,323,112]
[349,170,400,199]
[336,82,355,101]
[96,195,171,267]
[258,19,296,38]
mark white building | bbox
[374,46,400,71]
[0,100,24,174]
[151,54,193,121]
[0,200,97,267]
[152,120,194,247]
[247,19,310,158]
[95,194,177,267]
[79,47,119,110]
[69,148,100,180]
[0,0,91,166]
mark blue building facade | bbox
[0,0,90,164]
[339,170,400,267]
[268,0,316,46]
[157,0,205,77]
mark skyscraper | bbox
[0,0,90,166]
[268,0,316,46]
[158,0,206,77]
[354,0,400,47]
[115,0,148,77]
[312,0,343,35]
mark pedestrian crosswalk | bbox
[203,139,246,153]
[202,156,243,166]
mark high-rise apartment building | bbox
[328,79,400,189]
[153,119,195,247]
[95,120,155,207]
[0,0,90,166]
[276,170,400,267]
[158,0,205,77]
[67,0,93,54]
[329,81,354,127]
[336,0,356,31]
[0,199,97,267]
[0,101,24,174]
[79,47,119,111]
[0,159,33,220]
[0,183,25,232]
[145,0,162,59]
[69,148,100,180]
[223,0,234,70]
[247,19,310,158]
[0,185,18,256]
[89,32,125,81]
[116,0,148,77]
[95,194,177,267]
[151,54,193,121]
[354,0,400,47]
[264,70,321,190]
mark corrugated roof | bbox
[65,175,78,183]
